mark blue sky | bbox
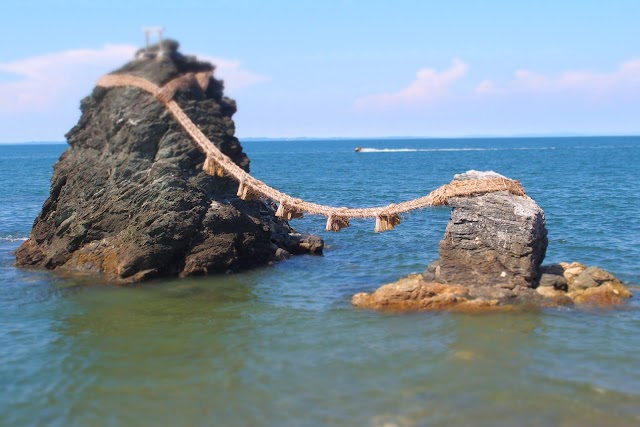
[1,0,639,141]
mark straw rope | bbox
[96,72,528,232]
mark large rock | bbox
[429,172,547,289]
[16,40,322,283]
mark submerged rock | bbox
[354,171,632,311]
[16,40,322,283]
[352,274,504,312]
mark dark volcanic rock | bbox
[16,40,322,282]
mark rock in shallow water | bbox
[352,274,503,312]
[15,40,323,283]
[434,191,548,288]
[353,263,632,311]
[354,172,632,311]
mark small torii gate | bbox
[138,27,165,59]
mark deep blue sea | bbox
[1,137,639,427]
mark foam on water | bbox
[0,236,28,242]
[356,146,561,153]
[358,147,498,152]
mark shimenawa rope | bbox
[96,72,527,232]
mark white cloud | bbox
[0,45,269,114]
[0,44,136,113]
[198,55,270,91]
[476,59,640,101]
[475,79,498,95]
[355,59,468,110]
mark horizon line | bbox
[1,133,640,145]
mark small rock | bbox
[570,271,599,291]
[535,286,574,306]
[298,234,324,255]
[583,266,618,284]
[536,286,561,298]
[604,281,633,298]
[275,248,291,260]
[539,263,565,276]
[286,233,324,255]
[422,260,439,281]
[418,293,462,309]
[468,286,516,301]
[560,262,587,283]
[572,285,628,306]
[352,292,373,308]
[453,298,502,311]
[538,273,568,291]
[426,261,439,273]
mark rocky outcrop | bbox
[352,274,505,312]
[352,264,631,311]
[537,262,632,306]
[16,40,322,283]
[353,171,632,311]
[424,170,548,290]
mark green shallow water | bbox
[1,138,639,426]
[2,269,639,427]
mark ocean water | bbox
[0,137,639,427]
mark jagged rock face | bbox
[16,40,319,282]
[432,191,548,289]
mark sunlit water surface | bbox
[1,138,639,426]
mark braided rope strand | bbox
[96,73,528,231]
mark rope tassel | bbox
[236,180,244,197]
[237,179,259,201]
[375,214,401,233]
[275,201,304,220]
[202,156,225,177]
[326,214,350,232]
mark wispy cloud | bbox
[0,44,136,113]
[0,45,269,114]
[475,59,640,101]
[355,59,468,110]
[198,55,270,91]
